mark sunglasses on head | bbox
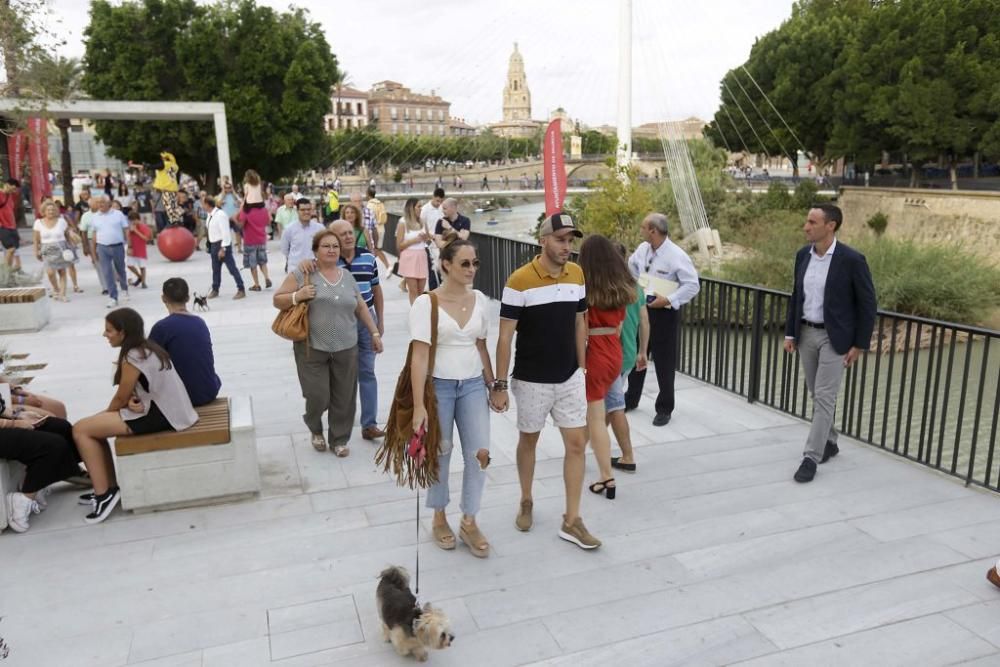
[458,259,480,269]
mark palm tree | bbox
[23,55,83,207]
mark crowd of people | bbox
[5,168,878,564]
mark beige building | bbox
[367,80,450,137]
[490,43,542,139]
[449,117,477,137]
[325,86,369,132]
[634,117,706,140]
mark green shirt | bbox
[274,205,297,228]
[620,285,644,374]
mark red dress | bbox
[586,306,625,401]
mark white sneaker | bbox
[106,298,118,308]
[5,492,39,533]
[34,486,52,511]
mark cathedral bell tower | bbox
[502,43,532,122]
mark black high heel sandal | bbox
[588,478,616,500]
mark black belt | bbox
[801,319,825,329]
[98,242,124,247]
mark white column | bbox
[616,0,632,171]
[213,110,233,184]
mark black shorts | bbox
[0,227,19,250]
[124,401,175,435]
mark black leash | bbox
[415,486,421,596]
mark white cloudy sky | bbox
[48,0,795,127]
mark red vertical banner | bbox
[27,117,50,212]
[543,119,567,217]
[7,131,27,182]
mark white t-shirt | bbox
[420,202,444,231]
[33,217,67,245]
[409,290,490,381]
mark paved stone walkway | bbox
[1,238,999,666]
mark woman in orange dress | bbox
[578,234,637,499]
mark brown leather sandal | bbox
[459,522,490,558]
[432,521,456,550]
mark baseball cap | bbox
[538,212,582,238]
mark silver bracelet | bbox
[291,291,298,306]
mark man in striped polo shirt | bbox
[329,220,385,440]
[493,213,601,550]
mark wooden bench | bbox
[0,460,27,532]
[114,396,261,513]
[0,287,50,333]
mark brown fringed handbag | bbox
[376,293,442,488]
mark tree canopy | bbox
[81,0,340,185]
[705,0,1000,185]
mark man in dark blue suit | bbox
[784,203,876,483]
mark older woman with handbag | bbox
[32,200,74,301]
[273,229,383,456]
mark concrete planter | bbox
[0,287,50,333]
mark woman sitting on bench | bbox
[1,396,82,533]
[72,308,197,524]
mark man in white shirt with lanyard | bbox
[626,212,700,426]
[205,196,245,300]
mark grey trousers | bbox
[294,342,358,447]
[798,326,844,463]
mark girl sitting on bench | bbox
[72,308,197,524]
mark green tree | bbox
[21,55,84,207]
[0,0,65,180]
[567,161,653,249]
[81,0,339,187]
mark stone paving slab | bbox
[1,240,998,665]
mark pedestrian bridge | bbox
[2,239,999,665]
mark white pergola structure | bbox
[0,99,232,182]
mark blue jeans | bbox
[356,308,378,428]
[97,243,128,301]
[426,375,489,516]
[209,241,244,292]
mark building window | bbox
[416,124,421,135]
[372,107,380,120]
[356,102,363,115]
[390,106,397,120]
[391,123,397,134]
[416,108,422,120]
[404,108,410,120]
[440,125,446,136]
[403,123,409,134]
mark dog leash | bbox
[414,487,421,596]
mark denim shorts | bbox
[242,244,268,268]
[604,373,627,413]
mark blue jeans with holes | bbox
[356,308,377,428]
[426,375,489,516]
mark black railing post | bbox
[747,289,765,404]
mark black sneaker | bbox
[794,458,817,483]
[821,441,839,463]
[85,487,121,524]
[78,491,96,506]
[652,412,671,427]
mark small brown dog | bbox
[376,566,453,662]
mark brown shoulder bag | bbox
[376,292,442,489]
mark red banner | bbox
[543,119,567,217]
[27,117,51,212]
[6,131,27,182]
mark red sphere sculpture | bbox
[156,226,196,262]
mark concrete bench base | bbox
[116,396,260,513]
[0,294,50,333]
[0,460,27,532]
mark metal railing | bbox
[464,231,1000,492]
